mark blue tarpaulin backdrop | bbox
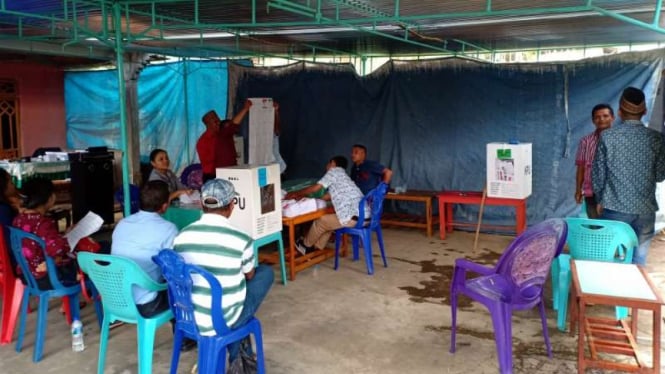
[65,60,229,173]
[65,51,664,228]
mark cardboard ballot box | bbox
[216,163,282,239]
[486,143,532,199]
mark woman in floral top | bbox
[12,177,77,290]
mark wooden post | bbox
[473,187,488,252]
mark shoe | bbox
[295,238,309,256]
[109,320,125,330]
[180,338,197,352]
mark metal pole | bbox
[113,2,131,217]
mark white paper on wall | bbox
[248,98,275,165]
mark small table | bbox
[382,190,438,237]
[570,260,663,373]
[276,209,336,281]
[436,190,527,239]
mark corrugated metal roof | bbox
[0,1,664,65]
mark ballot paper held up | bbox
[64,211,103,250]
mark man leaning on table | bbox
[285,155,368,255]
[173,178,274,364]
[591,86,665,265]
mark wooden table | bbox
[382,190,438,237]
[274,209,338,281]
[570,260,663,373]
[436,190,527,239]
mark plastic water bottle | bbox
[71,319,85,352]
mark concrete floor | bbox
[0,226,663,374]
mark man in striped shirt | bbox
[174,178,274,362]
[574,103,614,218]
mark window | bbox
[0,80,20,159]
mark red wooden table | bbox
[436,190,527,240]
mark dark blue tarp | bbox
[231,51,663,228]
[65,60,229,173]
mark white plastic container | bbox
[71,319,85,352]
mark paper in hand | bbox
[64,211,104,250]
[179,190,201,205]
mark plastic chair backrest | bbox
[153,250,229,336]
[353,182,388,230]
[0,225,15,281]
[495,219,567,302]
[180,163,203,190]
[564,217,637,262]
[77,252,163,322]
[6,226,67,290]
[114,184,140,214]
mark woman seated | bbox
[12,177,79,290]
[148,148,192,202]
[0,168,21,226]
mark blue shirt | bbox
[111,210,178,305]
[592,120,665,214]
[351,160,385,195]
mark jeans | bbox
[600,209,655,266]
[228,265,274,362]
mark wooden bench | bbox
[381,190,438,237]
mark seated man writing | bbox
[285,156,368,254]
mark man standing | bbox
[350,144,392,195]
[592,87,665,265]
[286,156,368,254]
[173,179,274,362]
[574,104,614,218]
[197,100,252,182]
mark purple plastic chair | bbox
[449,218,567,374]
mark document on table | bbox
[179,190,201,204]
[64,211,103,250]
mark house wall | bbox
[0,62,66,158]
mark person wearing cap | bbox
[592,86,665,265]
[285,155,368,254]
[196,100,252,183]
[350,144,392,195]
[574,103,615,218]
[173,178,274,363]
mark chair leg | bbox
[277,238,287,285]
[252,321,266,374]
[33,295,50,362]
[361,233,374,275]
[98,317,111,374]
[375,227,387,268]
[1,280,23,345]
[449,288,458,353]
[489,303,513,374]
[615,306,629,320]
[197,339,220,374]
[137,320,158,374]
[170,330,184,374]
[351,237,360,260]
[334,232,342,271]
[556,268,571,332]
[15,289,30,353]
[551,260,559,311]
[538,300,553,358]
[62,296,72,325]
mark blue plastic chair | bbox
[253,232,287,285]
[77,252,173,374]
[334,182,388,275]
[114,184,140,216]
[551,217,637,331]
[6,226,84,362]
[450,218,567,374]
[153,250,266,374]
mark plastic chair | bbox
[334,182,388,275]
[253,232,287,285]
[153,250,265,374]
[551,217,637,331]
[180,163,203,190]
[6,226,84,362]
[0,225,23,345]
[114,184,140,216]
[77,252,172,374]
[450,218,567,374]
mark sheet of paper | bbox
[179,190,201,204]
[248,98,275,164]
[64,211,103,250]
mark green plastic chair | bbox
[551,218,637,331]
[77,252,173,374]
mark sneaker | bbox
[295,238,308,256]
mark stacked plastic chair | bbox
[77,252,172,374]
[334,182,389,275]
[153,250,265,374]
[551,217,637,331]
[0,226,23,345]
[450,218,567,374]
[6,226,85,362]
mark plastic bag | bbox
[227,338,257,374]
